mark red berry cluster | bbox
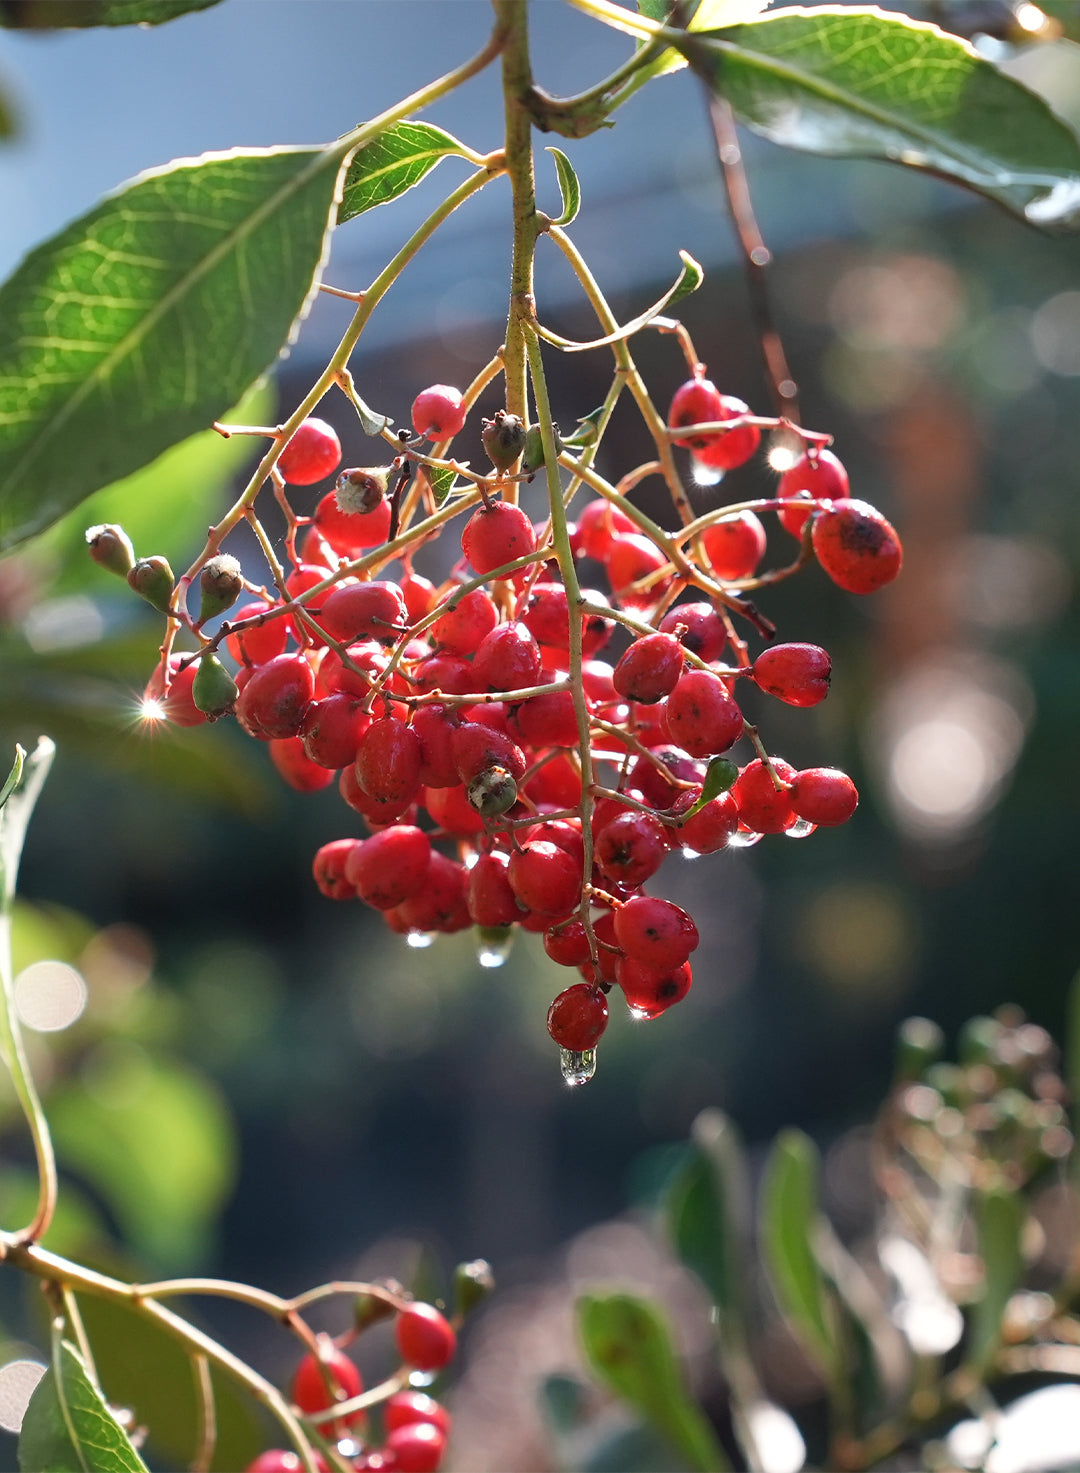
[93,365,901,1082]
[246,1300,457,1473]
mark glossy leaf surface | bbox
[338,121,466,224]
[19,1339,148,1473]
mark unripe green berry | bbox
[522,422,562,474]
[481,411,527,474]
[127,555,175,613]
[198,555,243,623]
[336,466,391,516]
[453,1258,494,1318]
[192,653,239,716]
[353,1289,398,1333]
[467,764,518,817]
[86,523,135,577]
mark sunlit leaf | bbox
[338,122,467,224]
[578,1293,730,1471]
[0,142,352,551]
[1,0,219,26]
[966,1187,1025,1374]
[19,1339,148,1473]
[760,1129,838,1377]
[541,251,702,352]
[683,8,1080,230]
[638,0,771,82]
[547,147,581,226]
[49,1046,236,1271]
[425,464,461,506]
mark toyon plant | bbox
[0,0,1078,1469]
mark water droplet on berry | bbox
[680,846,703,861]
[560,1047,597,1086]
[784,817,817,839]
[627,1004,652,1021]
[727,827,763,849]
[405,931,436,950]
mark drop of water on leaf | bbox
[560,1047,596,1086]
[406,931,436,949]
[784,818,816,839]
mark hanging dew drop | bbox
[784,817,816,839]
[727,827,763,849]
[475,925,515,969]
[560,1047,597,1086]
[405,930,436,949]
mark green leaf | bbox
[0,746,23,813]
[1,0,219,26]
[760,1129,838,1377]
[546,147,581,226]
[966,1187,1025,1375]
[666,1109,748,1326]
[577,1293,730,1471]
[425,463,461,506]
[49,1046,236,1271]
[639,1,771,83]
[679,757,737,821]
[338,121,466,225]
[19,1338,149,1473]
[683,8,1080,230]
[0,141,352,552]
[339,369,394,437]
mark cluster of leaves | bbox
[560,1002,1080,1471]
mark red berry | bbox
[473,622,542,693]
[573,499,636,560]
[788,767,858,826]
[627,747,704,811]
[523,752,583,809]
[395,1302,457,1371]
[385,1391,451,1438]
[594,810,668,888]
[521,582,612,657]
[512,687,580,748]
[461,502,537,577]
[432,588,498,654]
[544,918,592,968]
[466,851,520,928]
[731,757,797,833]
[318,580,406,644]
[508,841,583,916]
[606,533,671,610]
[355,717,422,806]
[278,418,341,486]
[245,1453,320,1473]
[235,653,316,739]
[413,705,461,788]
[402,571,438,623]
[413,652,476,695]
[395,851,470,932]
[672,789,738,854]
[386,1421,447,1473]
[269,736,335,792]
[694,396,760,471]
[614,895,699,971]
[700,511,766,581]
[422,782,487,837]
[752,643,831,708]
[299,693,370,768]
[658,602,726,663]
[225,601,289,667]
[547,983,608,1050]
[662,671,743,757]
[615,957,692,1018]
[312,840,359,900]
[346,826,432,910]
[612,634,684,704]
[339,764,415,827]
[290,1346,363,1432]
[669,377,725,451]
[412,384,466,440]
[314,488,392,556]
[145,654,206,728]
[777,448,849,537]
[812,499,902,595]
[451,722,526,783]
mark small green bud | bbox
[522,422,562,475]
[894,1015,945,1083]
[481,411,527,474]
[453,1259,494,1319]
[335,467,390,516]
[127,555,175,614]
[353,1289,397,1333]
[198,555,243,623]
[85,523,135,577]
[192,653,238,716]
[468,765,518,817]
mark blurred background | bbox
[0,1,1079,1468]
